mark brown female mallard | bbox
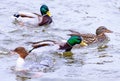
[68,26,113,47]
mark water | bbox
[0,0,120,81]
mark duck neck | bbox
[16,57,25,71]
[59,43,72,52]
[19,52,28,59]
[97,33,107,42]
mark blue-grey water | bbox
[0,0,120,81]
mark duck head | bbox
[14,47,28,59]
[96,26,113,36]
[40,5,51,16]
[67,36,87,46]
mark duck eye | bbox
[101,27,106,30]
[102,28,105,29]
[77,38,80,40]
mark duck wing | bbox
[28,40,57,44]
[80,33,98,45]
[28,40,60,53]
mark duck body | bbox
[68,26,112,47]
[13,5,52,26]
[30,36,87,52]
[31,41,71,53]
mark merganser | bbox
[12,47,55,74]
[13,5,52,26]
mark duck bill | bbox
[80,41,88,46]
[46,11,51,16]
[106,29,113,33]
[9,50,17,55]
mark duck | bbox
[12,46,55,73]
[13,5,52,26]
[29,35,88,53]
[68,26,113,47]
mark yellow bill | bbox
[46,11,51,16]
[80,41,88,46]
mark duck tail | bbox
[68,29,79,33]
[13,13,20,18]
[68,29,81,36]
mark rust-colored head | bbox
[14,47,28,59]
[96,26,113,36]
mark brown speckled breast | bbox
[59,43,72,52]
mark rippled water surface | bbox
[0,0,120,81]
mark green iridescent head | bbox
[67,36,82,46]
[40,5,51,16]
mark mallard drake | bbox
[12,47,54,72]
[13,5,52,26]
[68,26,113,47]
[29,36,87,52]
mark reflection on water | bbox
[16,76,30,81]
